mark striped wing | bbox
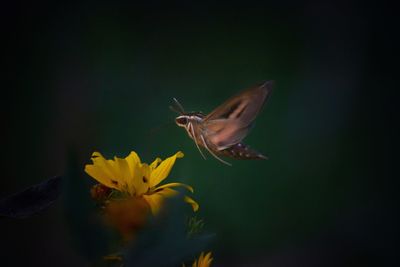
[202,81,273,150]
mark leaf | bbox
[0,176,62,218]
[63,151,112,262]
[124,196,215,267]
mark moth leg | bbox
[189,122,207,160]
[200,134,232,166]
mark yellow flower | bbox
[84,150,198,215]
[184,252,213,267]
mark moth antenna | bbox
[173,97,185,114]
[189,122,207,160]
[200,135,232,166]
[169,105,181,114]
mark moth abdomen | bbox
[219,143,268,160]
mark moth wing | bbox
[202,119,251,150]
[202,81,273,150]
[204,81,273,124]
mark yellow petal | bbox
[149,151,184,187]
[142,188,179,215]
[123,151,150,196]
[197,252,213,267]
[140,163,151,182]
[125,151,142,172]
[184,196,199,212]
[85,152,121,190]
[154,182,194,193]
[203,252,213,266]
[91,152,119,180]
[113,157,132,193]
[132,162,150,196]
[150,157,162,170]
[84,164,119,190]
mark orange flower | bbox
[184,252,213,267]
[103,196,149,241]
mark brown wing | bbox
[204,81,273,123]
[202,81,273,150]
[201,119,250,149]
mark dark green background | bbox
[2,1,397,266]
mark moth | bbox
[172,81,273,166]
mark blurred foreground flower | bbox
[184,252,213,267]
[103,196,150,241]
[85,151,198,214]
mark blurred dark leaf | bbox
[0,176,62,218]
[124,196,215,267]
[64,151,112,262]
